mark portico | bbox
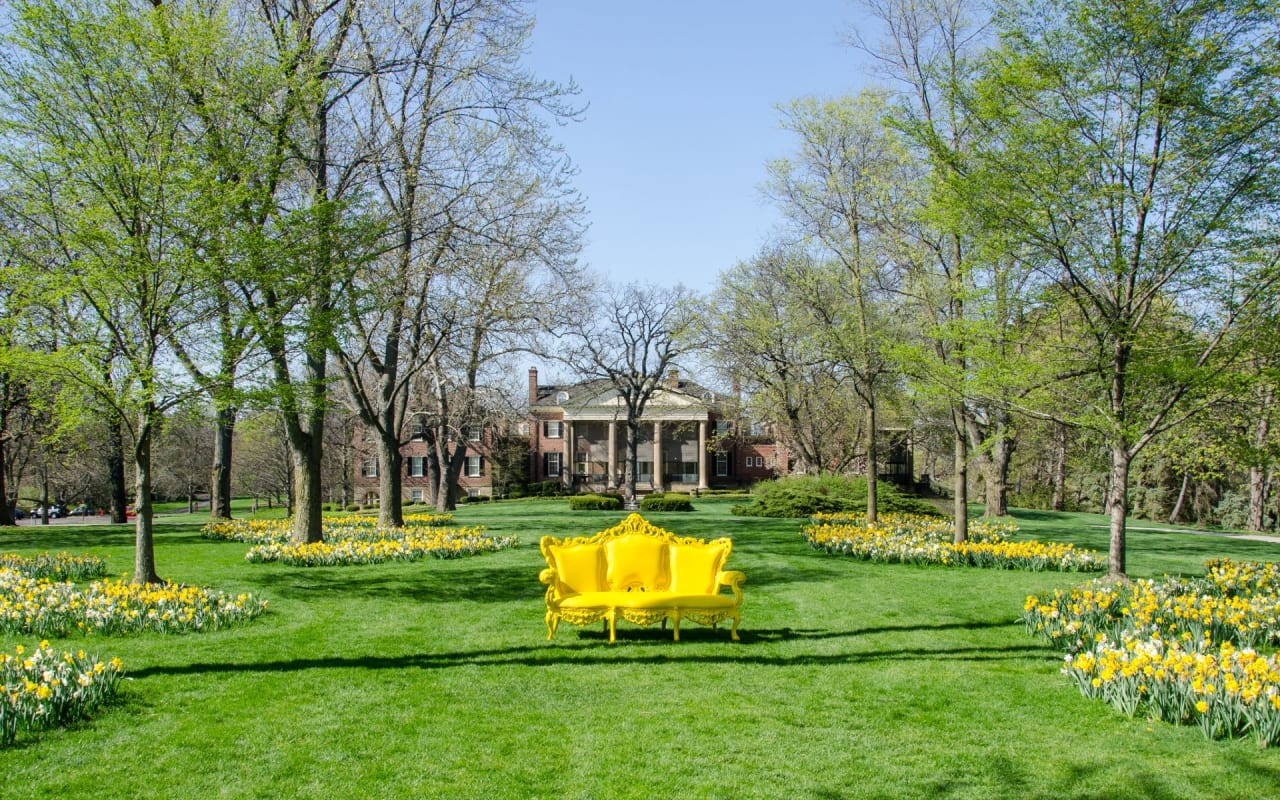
[530,371,716,493]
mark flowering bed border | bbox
[801,512,1104,572]
[203,516,517,567]
[1024,558,1280,746]
[1,641,124,746]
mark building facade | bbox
[526,368,788,493]
[351,367,915,503]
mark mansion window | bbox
[545,452,562,477]
[361,458,378,478]
[466,424,483,442]
[411,488,425,502]
[543,420,563,439]
[715,452,729,477]
[465,455,484,478]
[407,456,425,478]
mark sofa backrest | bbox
[540,513,733,596]
[543,541,605,595]
[605,533,669,592]
[668,539,730,594]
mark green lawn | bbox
[3,500,1280,798]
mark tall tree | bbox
[709,245,866,476]
[563,283,698,506]
[767,91,912,521]
[335,0,582,525]
[0,0,215,582]
[960,0,1280,576]
[236,0,367,544]
[851,0,992,541]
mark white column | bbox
[652,421,663,490]
[607,421,617,489]
[698,420,710,490]
[564,421,574,489]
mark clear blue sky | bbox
[522,1,877,293]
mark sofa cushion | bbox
[547,542,605,595]
[668,541,729,595]
[605,534,668,592]
[559,592,735,610]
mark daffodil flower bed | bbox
[802,512,1103,572]
[243,527,516,567]
[2,641,125,746]
[1024,558,1280,745]
[201,513,455,545]
[0,568,268,637]
[202,514,515,567]
[0,552,109,582]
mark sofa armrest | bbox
[717,570,746,603]
[717,570,746,587]
[539,568,557,585]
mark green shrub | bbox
[569,494,623,511]
[639,493,694,512]
[401,499,414,507]
[345,503,360,512]
[321,504,332,512]
[1215,491,1251,530]
[731,475,942,519]
[529,480,567,497]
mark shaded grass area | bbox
[1,500,1279,798]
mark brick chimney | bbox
[528,367,539,406]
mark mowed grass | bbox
[3,500,1280,799]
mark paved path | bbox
[1089,524,1280,545]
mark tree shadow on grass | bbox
[128,618,1058,680]
[250,561,545,604]
[0,525,136,550]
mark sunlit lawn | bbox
[3,499,1280,798]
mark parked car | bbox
[12,507,26,520]
[68,504,94,517]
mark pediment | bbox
[564,386,706,410]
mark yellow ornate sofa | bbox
[539,513,745,643]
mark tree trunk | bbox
[865,397,878,523]
[210,403,235,519]
[1248,410,1271,531]
[1108,444,1131,579]
[624,421,640,507]
[39,472,50,527]
[0,438,11,527]
[1050,422,1068,512]
[1168,472,1190,525]
[436,445,467,512]
[377,427,404,527]
[108,417,128,524]
[133,412,162,585]
[985,421,1012,517]
[426,446,441,507]
[952,406,968,543]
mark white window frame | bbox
[467,424,483,442]
[543,420,563,439]
[465,455,483,478]
[410,488,424,502]
[546,451,562,477]
[362,458,379,478]
[408,456,425,478]
[715,452,729,477]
